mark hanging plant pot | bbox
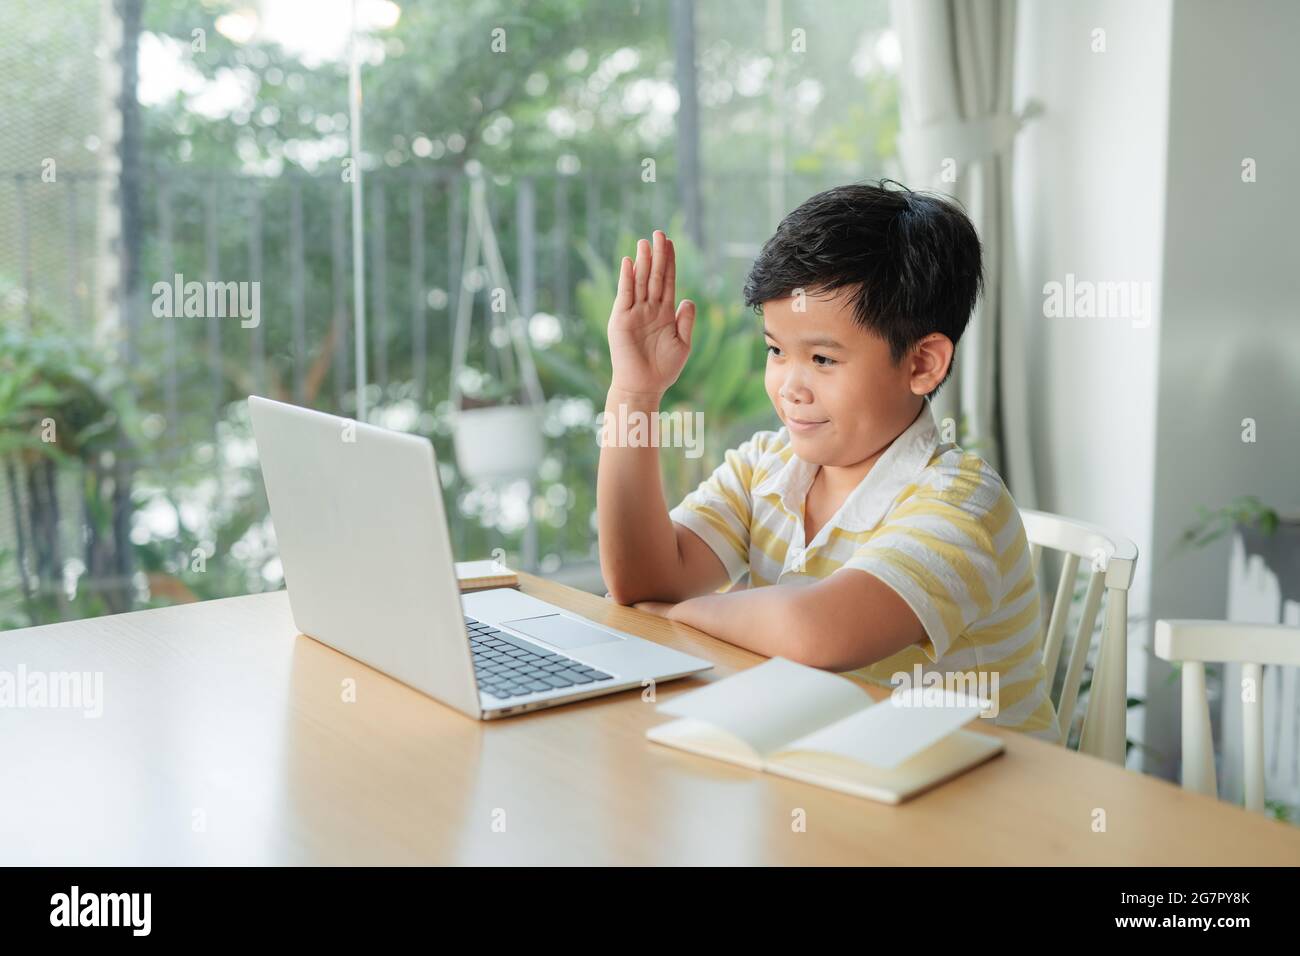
[451,402,544,483]
[448,167,549,488]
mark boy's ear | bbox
[908,333,955,396]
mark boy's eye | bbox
[765,344,782,357]
[812,354,836,367]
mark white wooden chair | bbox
[1154,619,1300,812]
[1020,509,1139,765]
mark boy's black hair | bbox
[742,180,984,391]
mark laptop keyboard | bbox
[465,616,615,701]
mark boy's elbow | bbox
[604,579,639,606]
[601,567,664,606]
[601,566,634,605]
[598,551,637,605]
[775,595,833,669]
[600,533,688,606]
[786,636,834,670]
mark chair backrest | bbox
[1154,619,1300,812]
[1020,509,1139,765]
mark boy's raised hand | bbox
[607,229,696,398]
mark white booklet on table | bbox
[646,657,1004,804]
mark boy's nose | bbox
[779,378,813,404]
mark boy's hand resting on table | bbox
[607,230,696,398]
[602,591,676,620]
[631,600,676,619]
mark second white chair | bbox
[1154,619,1300,812]
[1020,509,1139,765]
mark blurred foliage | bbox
[141,0,678,176]
[0,291,141,624]
[1174,494,1283,555]
[693,0,898,177]
[0,311,135,465]
[1265,799,1294,824]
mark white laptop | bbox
[248,395,712,719]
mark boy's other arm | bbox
[597,231,729,605]
[663,570,927,670]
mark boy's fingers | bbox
[634,238,650,302]
[675,299,696,349]
[614,256,634,309]
[648,230,666,302]
[663,236,676,302]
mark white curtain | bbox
[890,0,1038,508]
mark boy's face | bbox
[761,289,932,469]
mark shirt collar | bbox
[753,402,941,535]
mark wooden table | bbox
[2,573,1298,865]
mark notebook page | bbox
[779,688,989,769]
[657,658,869,758]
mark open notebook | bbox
[646,658,1004,804]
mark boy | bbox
[596,182,1060,743]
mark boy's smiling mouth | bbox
[786,414,829,432]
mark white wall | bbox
[1012,0,1174,764]
[1144,0,1300,780]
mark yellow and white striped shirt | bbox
[668,403,1061,743]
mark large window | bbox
[0,0,897,628]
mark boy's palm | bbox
[607,230,696,397]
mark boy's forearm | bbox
[665,587,812,662]
[596,386,684,603]
[665,573,926,672]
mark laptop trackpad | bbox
[501,614,623,651]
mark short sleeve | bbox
[668,433,766,587]
[834,491,1001,663]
